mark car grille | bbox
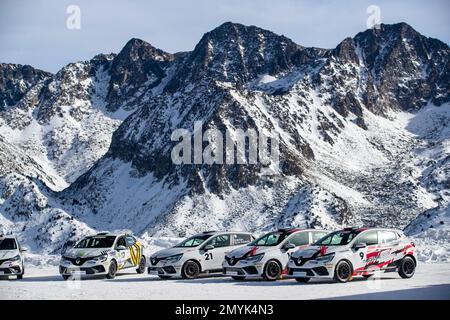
[225,256,245,266]
[64,256,95,266]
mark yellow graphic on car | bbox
[129,242,142,266]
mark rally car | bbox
[0,235,26,279]
[223,228,329,281]
[148,231,254,279]
[287,227,417,283]
[59,232,146,280]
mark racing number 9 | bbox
[359,252,365,260]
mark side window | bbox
[208,235,231,248]
[232,234,251,246]
[288,232,309,246]
[355,231,378,246]
[312,232,328,243]
[126,236,136,247]
[379,231,397,244]
[116,237,127,248]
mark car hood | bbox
[291,245,346,259]
[64,248,110,258]
[151,247,195,258]
[226,245,278,259]
[0,250,19,260]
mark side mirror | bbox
[353,243,367,250]
[116,245,127,251]
[284,242,296,250]
[20,248,28,252]
[204,245,215,252]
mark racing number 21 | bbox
[205,253,213,260]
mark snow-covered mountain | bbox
[0,22,448,261]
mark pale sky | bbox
[1,0,449,73]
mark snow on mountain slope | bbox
[0,22,449,261]
[0,40,176,186]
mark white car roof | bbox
[0,235,17,240]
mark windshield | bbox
[175,234,212,247]
[74,236,116,249]
[314,230,361,246]
[248,232,289,247]
[0,238,17,250]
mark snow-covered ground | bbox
[1,263,449,300]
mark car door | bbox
[200,234,231,272]
[284,232,310,260]
[115,236,130,269]
[377,230,399,268]
[352,230,379,271]
[126,236,141,268]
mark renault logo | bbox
[75,258,81,265]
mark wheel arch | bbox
[404,254,417,266]
[183,259,202,273]
[263,258,283,274]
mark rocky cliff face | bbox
[0,22,448,255]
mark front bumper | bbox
[286,260,333,279]
[59,260,109,276]
[0,261,23,275]
[222,261,264,278]
[148,261,183,277]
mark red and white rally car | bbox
[287,227,417,283]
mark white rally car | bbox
[148,231,254,279]
[0,235,26,279]
[223,228,329,281]
[59,232,146,280]
[287,227,417,283]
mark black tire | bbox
[334,260,353,283]
[62,275,70,280]
[262,260,282,281]
[136,256,146,274]
[17,274,23,280]
[106,260,118,279]
[398,256,416,279]
[232,276,246,281]
[158,275,172,280]
[181,260,201,279]
[362,274,374,279]
[295,277,310,283]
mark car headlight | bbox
[9,255,21,262]
[165,254,183,263]
[91,254,108,262]
[314,253,335,263]
[244,253,265,263]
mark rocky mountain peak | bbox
[106,38,175,111]
[164,22,314,93]
[0,63,51,111]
